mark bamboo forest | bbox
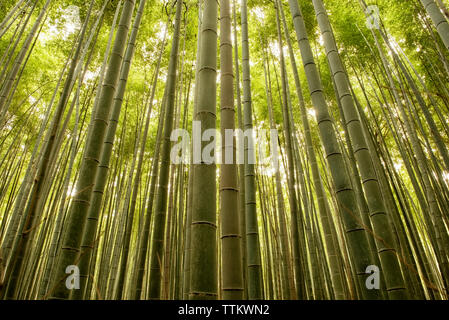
[0,0,449,301]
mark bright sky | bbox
[40,5,81,43]
[253,6,265,21]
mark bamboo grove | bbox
[0,0,448,300]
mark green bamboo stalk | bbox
[48,0,135,300]
[241,0,263,300]
[148,0,183,300]
[286,0,379,299]
[219,0,244,300]
[189,0,218,300]
[420,0,449,50]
